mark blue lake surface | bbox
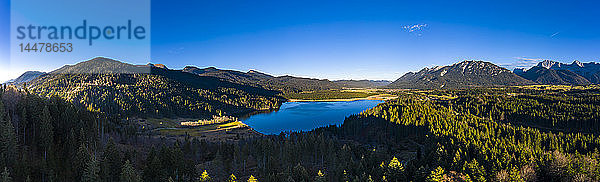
[242,100,383,135]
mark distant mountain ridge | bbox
[516,66,591,85]
[388,60,534,89]
[147,63,169,69]
[27,57,283,118]
[333,80,391,88]
[11,57,342,93]
[4,71,45,84]
[183,66,341,92]
[51,57,151,74]
[515,60,600,85]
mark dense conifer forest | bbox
[26,67,283,119]
[3,83,600,181]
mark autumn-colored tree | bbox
[227,174,237,182]
[427,166,445,182]
[247,175,257,182]
[199,170,211,182]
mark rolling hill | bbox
[387,60,534,89]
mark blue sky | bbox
[0,0,8,81]
[2,0,600,82]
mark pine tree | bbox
[120,160,140,182]
[293,163,309,182]
[1,167,11,182]
[39,106,54,162]
[0,117,16,168]
[142,149,162,182]
[388,157,403,171]
[427,166,445,182]
[387,157,404,181]
[103,138,122,182]
[75,143,91,180]
[82,157,99,182]
[19,107,27,145]
[508,167,521,182]
[462,159,486,182]
[0,98,4,120]
[452,150,462,168]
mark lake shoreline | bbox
[286,94,397,102]
[242,100,384,135]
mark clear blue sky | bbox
[0,0,8,81]
[2,0,600,82]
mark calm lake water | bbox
[242,100,383,135]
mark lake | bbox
[241,100,383,135]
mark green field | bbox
[158,121,247,137]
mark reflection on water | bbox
[242,100,383,135]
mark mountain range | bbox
[3,71,45,84]
[8,58,600,96]
[182,66,341,92]
[181,66,392,91]
[333,80,392,88]
[387,60,535,89]
[514,60,600,85]
[14,57,393,118]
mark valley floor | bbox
[137,117,263,142]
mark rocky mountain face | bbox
[516,66,591,85]
[388,60,534,89]
[515,60,600,85]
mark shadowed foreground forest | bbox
[2,85,600,181]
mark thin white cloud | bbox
[498,57,544,70]
[402,24,428,32]
[402,24,428,36]
[514,57,543,62]
[550,32,560,38]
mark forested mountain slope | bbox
[5,79,600,181]
[183,66,341,93]
[0,86,102,181]
[329,87,600,181]
[177,87,600,181]
[27,57,283,118]
[4,71,45,84]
